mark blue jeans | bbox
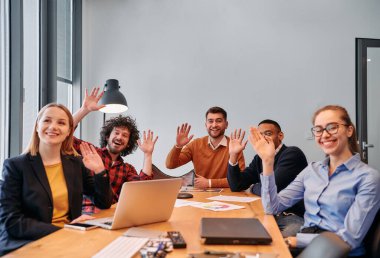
[275,212,304,237]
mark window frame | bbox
[9,0,24,158]
[5,0,82,158]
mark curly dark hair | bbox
[99,115,140,156]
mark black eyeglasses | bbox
[311,123,349,137]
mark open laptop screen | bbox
[86,178,182,230]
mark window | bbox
[23,0,40,150]
[0,0,10,169]
[57,0,73,112]
[2,0,82,161]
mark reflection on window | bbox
[23,0,40,150]
[1,0,10,169]
[57,0,72,81]
[57,81,73,112]
[57,0,73,113]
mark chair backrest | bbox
[181,169,194,186]
[296,232,350,258]
[369,222,380,258]
[151,164,177,180]
[151,164,194,186]
[364,209,380,258]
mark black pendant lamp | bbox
[99,79,128,113]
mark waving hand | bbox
[138,130,158,154]
[176,123,194,148]
[82,87,105,112]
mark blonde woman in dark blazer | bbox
[0,103,113,255]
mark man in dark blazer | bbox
[228,119,308,237]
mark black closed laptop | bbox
[200,218,272,245]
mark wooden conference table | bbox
[4,190,291,258]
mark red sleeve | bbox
[72,137,83,154]
[73,137,102,155]
[138,170,153,180]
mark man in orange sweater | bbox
[166,107,245,188]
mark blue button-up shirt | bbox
[261,153,380,256]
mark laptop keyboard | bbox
[92,236,149,258]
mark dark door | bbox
[356,38,380,170]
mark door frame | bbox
[355,38,380,163]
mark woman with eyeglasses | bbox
[0,103,113,255]
[248,105,380,257]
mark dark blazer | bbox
[227,144,308,216]
[0,153,113,255]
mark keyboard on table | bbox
[92,236,149,258]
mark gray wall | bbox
[82,0,380,176]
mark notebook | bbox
[200,218,272,245]
[85,178,182,230]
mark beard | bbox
[107,139,127,155]
[107,145,121,155]
[207,128,225,139]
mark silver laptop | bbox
[85,178,182,230]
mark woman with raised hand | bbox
[249,105,380,257]
[0,103,113,255]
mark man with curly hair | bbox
[73,88,158,214]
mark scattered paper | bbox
[207,195,260,203]
[123,227,165,238]
[190,201,245,211]
[180,186,223,193]
[175,199,203,207]
[244,253,278,258]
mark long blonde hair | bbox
[23,103,78,156]
[312,105,359,154]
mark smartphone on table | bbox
[64,222,98,231]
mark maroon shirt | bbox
[73,137,152,214]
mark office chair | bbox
[364,210,380,258]
[151,164,194,186]
[181,169,194,186]
[151,164,177,179]
[296,232,350,258]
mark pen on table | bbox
[154,241,164,256]
[204,250,235,255]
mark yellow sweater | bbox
[45,163,70,227]
[166,136,245,188]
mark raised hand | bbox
[248,127,275,174]
[80,142,105,173]
[73,87,105,128]
[229,129,248,157]
[137,130,158,154]
[229,129,247,164]
[82,87,105,112]
[176,123,194,148]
